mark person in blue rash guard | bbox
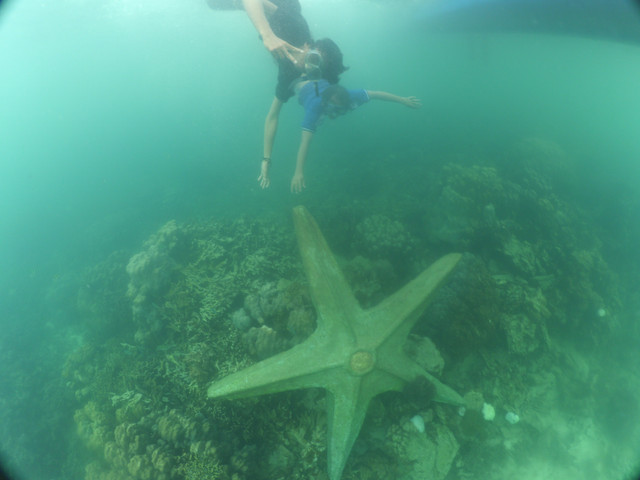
[257,37,348,190]
[207,3,353,191]
[259,76,422,193]
[207,2,341,176]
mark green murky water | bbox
[1,1,639,479]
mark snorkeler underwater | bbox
[1,1,640,479]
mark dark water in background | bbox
[1,0,639,479]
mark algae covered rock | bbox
[126,220,182,344]
[501,235,540,278]
[353,214,416,260]
[126,220,181,299]
[421,253,502,356]
[244,325,286,360]
[77,251,131,338]
[230,308,253,331]
[504,137,577,194]
[385,416,458,480]
[501,313,542,355]
[405,334,445,376]
[341,255,398,308]
[425,164,518,249]
[74,401,110,452]
[238,278,316,356]
[497,280,551,355]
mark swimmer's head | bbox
[321,85,351,118]
[312,38,349,84]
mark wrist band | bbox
[262,156,271,162]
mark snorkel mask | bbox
[304,49,323,80]
[324,101,349,119]
[321,85,352,119]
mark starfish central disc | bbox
[349,350,375,375]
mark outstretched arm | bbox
[242,0,302,62]
[291,130,314,193]
[366,90,422,109]
[258,97,283,189]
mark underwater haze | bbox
[1,0,640,479]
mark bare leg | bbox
[258,97,284,189]
[264,96,283,159]
[262,0,277,15]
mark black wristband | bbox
[262,156,271,162]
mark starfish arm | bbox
[360,253,462,350]
[293,206,362,334]
[325,370,405,480]
[207,335,341,400]
[376,352,466,406]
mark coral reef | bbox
[75,394,226,480]
[59,137,640,480]
[64,215,312,479]
[352,214,416,260]
[126,220,183,345]
[341,255,398,308]
[77,251,132,339]
[232,278,316,357]
[384,409,458,480]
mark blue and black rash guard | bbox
[298,79,369,133]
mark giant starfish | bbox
[208,206,465,480]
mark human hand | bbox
[402,96,422,109]
[262,32,303,64]
[290,171,305,193]
[258,158,271,189]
